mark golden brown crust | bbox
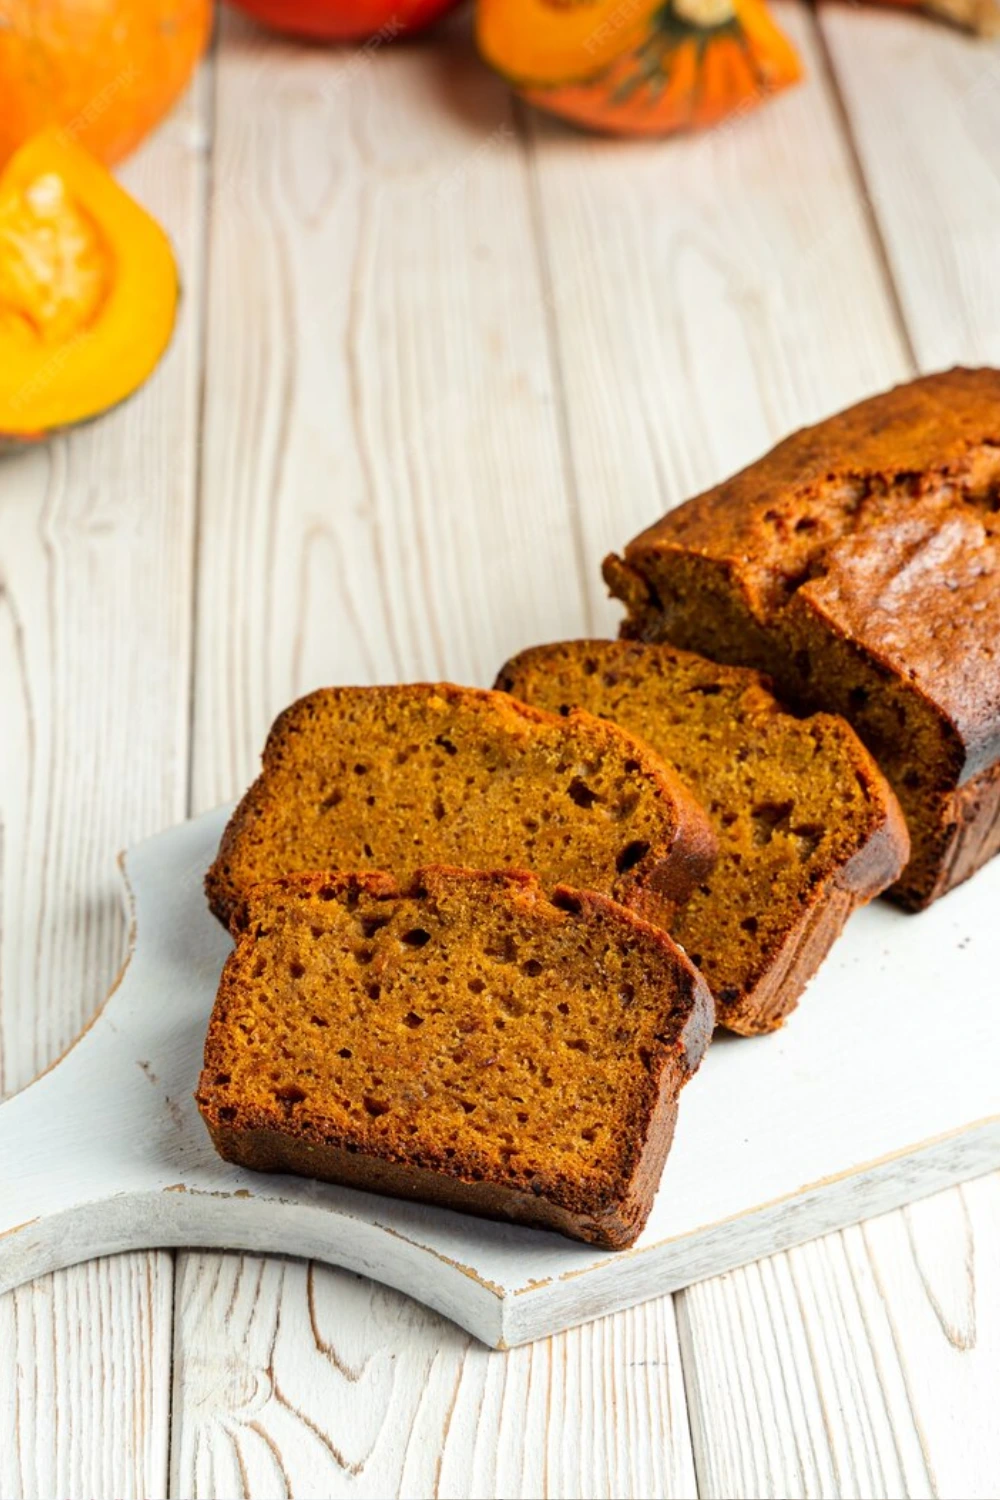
[197,867,714,1249]
[917,757,1000,911]
[621,368,1000,562]
[496,637,909,1033]
[716,887,856,1035]
[605,369,1000,908]
[200,1101,681,1250]
[205,682,716,931]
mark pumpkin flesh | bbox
[0,133,178,445]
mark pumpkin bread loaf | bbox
[604,368,1000,910]
[197,867,714,1249]
[206,684,716,935]
[496,640,909,1034]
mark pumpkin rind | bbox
[0,132,179,445]
[226,0,462,41]
[477,0,658,84]
[0,0,211,168]
[477,0,802,137]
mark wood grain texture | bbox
[6,5,1000,1495]
[170,1253,698,1500]
[190,10,586,812]
[678,1173,1000,1500]
[521,2,912,634]
[0,1253,174,1500]
[0,77,209,1498]
[821,5,1000,370]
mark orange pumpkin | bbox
[0,1,212,168]
[477,0,802,137]
[0,131,179,447]
[226,0,463,40]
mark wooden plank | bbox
[169,1254,698,1500]
[821,4,1000,369]
[175,12,700,1497]
[521,1,912,633]
[856,1174,1000,1500]
[678,1173,1000,1499]
[0,72,208,1498]
[678,1236,932,1497]
[0,1253,174,1500]
[189,11,588,809]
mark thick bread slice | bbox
[197,867,714,1250]
[496,639,909,1034]
[206,683,716,932]
[603,368,1000,910]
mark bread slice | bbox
[197,866,713,1249]
[603,368,1000,910]
[496,639,909,1034]
[206,683,716,933]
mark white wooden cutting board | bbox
[2,806,998,1349]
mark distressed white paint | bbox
[169,1254,700,1500]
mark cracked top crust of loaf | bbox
[205,683,717,933]
[606,368,1000,782]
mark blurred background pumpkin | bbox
[225,0,464,41]
[476,0,803,137]
[0,0,212,167]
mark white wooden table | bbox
[2,6,999,1496]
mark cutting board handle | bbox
[0,885,191,1282]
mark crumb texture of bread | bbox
[604,368,1000,909]
[196,867,714,1249]
[205,683,716,931]
[496,639,908,1034]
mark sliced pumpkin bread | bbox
[496,640,909,1034]
[206,683,716,933]
[603,369,1000,910]
[197,866,714,1249]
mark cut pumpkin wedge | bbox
[0,131,178,447]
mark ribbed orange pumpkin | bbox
[477,0,802,137]
[0,1,212,167]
